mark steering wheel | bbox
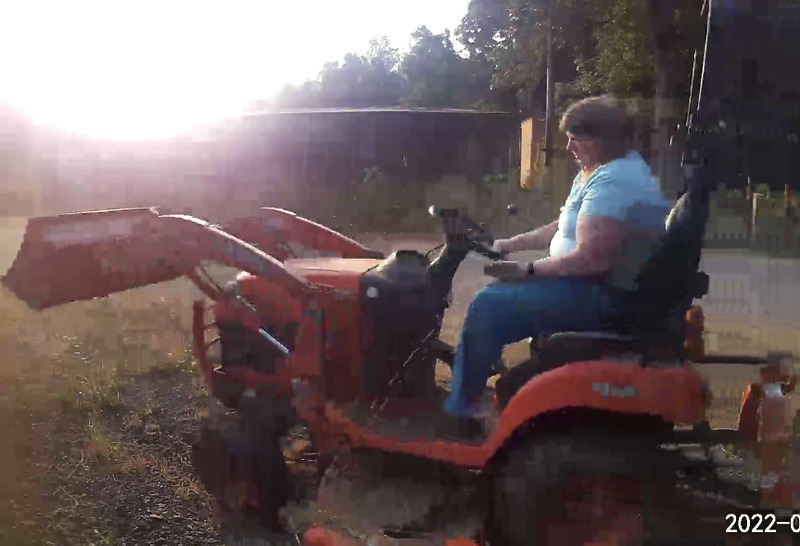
[428,206,505,260]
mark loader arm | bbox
[1,207,311,310]
[222,207,384,261]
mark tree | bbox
[457,0,703,107]
[457,0,596,97]
[647,0,706,190]
[272,81,323,108]
[273,30,514,111]
[577,0,656,95]
[269,0,706,117]
[316,38,407,107]
[274,37,406,108]
[400,26,496,108]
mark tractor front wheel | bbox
[191,409,289,534]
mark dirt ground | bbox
[2,221,800,544]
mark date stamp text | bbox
[725,511,800,534]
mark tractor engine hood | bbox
[2,207,310,310]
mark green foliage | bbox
[400,26,494,108]
[274,37,407,108]
[457,0,594,92]
[482,173,510,186]
[457,0,703,102]
[574,0,656,95]
[754,183,771,197]
[308,167,434,233]
[273,28,508,111]
[267,1,705,114]
[352,167,417,230]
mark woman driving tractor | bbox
[441,96,671,435]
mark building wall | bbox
[226,110,519,187]
[518,115,578,221]
[39,110,521,223]
[519,118,534,189]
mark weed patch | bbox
[0,273,225,544]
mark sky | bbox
[0,0,470,141]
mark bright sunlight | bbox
[0,0,467,141]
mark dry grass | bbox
[0,288,224,544]
[0,217,224,544]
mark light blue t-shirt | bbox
[549,150,670,290]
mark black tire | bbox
[252,426,289,530]
[489,430,719,546]
[191,410,289,533]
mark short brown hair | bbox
[559,96,634,163]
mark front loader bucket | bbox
[2,207,310,310]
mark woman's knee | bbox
[465,285,503,320]
[462,284,520,338]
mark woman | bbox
[441,96,671,436]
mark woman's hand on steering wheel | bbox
[461,217,506,260]
[490,239,510,255]
[472,237,505,261]
[431,206,505,260]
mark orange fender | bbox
[302,526,356,546]
[737,383,763,442]
[684,305,705,361]
[483,361,709,456]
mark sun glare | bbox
[0,1,297,140]
[0,0,467,141]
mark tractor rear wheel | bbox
[488,429,717,546]
[191,408,289,534]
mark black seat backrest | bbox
[622,186,710,336]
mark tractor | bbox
[3,191,797,544]
[5,1,800,544]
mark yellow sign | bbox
[522,140,548,190]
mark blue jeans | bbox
[444,277,625,417]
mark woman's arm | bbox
[532,173,628,277]
[500,220,559,253]
[531,214,625,277]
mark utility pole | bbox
[544,7,555,189]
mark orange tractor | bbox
[5,2,800,543]
[2,191,797,545]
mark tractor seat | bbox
[523,331,640,363]
[499,320,683,410]
[525,186,711,367]
[538,264,708,347]
[530,329,650,368]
